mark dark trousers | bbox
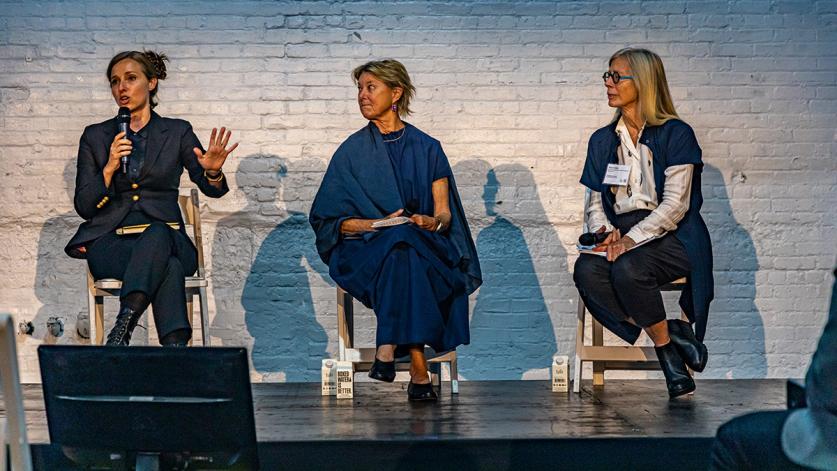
[573,210,691,343]
[87,222,197,339]
[710,411,813,471]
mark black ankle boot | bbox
[655,342,696,398]
[106,306,142,346]
[667,319,708,372]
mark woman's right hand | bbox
[592,228,620,252]
[106,131,132,175]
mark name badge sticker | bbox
[603,163,630,186]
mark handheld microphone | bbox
[578,230,611,246]
[116,107,131,174]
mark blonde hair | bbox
[609,48,679,126]
[352,59,416,117]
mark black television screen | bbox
[38,345,258,470]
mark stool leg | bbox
[592,319,605,387]
[186,295,194,347]
[450,355,459,394]
[573,298,587,393]
[199,286,210,346]
[94,296,105,345]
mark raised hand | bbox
[193,127,239,172]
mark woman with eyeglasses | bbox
[573,48,714,398]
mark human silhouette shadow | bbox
[701,164,766,377]
[32,159,87,343]
[453,160,562,380]
[212,154,330,382]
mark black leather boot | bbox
[105,306,142,346]
[667,319,708,372]
[368,358,396,382]
[655,342,696,398]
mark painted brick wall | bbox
[1,1,834,383]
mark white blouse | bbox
[587,118,694,244]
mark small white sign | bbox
[336,363,354,399]
[603,163,630,186]
[322,359,337,396]
[552,355,569,393]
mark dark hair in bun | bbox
[106,50,169,108]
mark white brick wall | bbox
[1,1,834,382]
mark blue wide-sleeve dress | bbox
[310,123,481,356]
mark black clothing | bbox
[66,112,228,258]
[67,112,227,342]
[86,222,197,339]
[710,411,813,471]
[573,210,691,340]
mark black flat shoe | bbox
[667,319,709,372]
[407,382,438,402]
[368,358,396,383]
[655,342,696,399]
[105,306,142,346]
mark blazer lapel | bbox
[139,112,169,180]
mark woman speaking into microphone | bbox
[65,50,238,346]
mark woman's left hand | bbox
[193,127,239,171]
[410,214,439,232]
[606,235,636,262]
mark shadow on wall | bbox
[702,164,766,378]
[33,159,86,344]
[212,153,330,382]
[453,160,561,380]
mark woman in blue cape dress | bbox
[310,60,481,401]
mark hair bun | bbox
[143,50,169,80]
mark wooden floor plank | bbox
[1,379,786,445]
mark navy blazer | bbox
[580,118,714,341]
[65,112,228,258]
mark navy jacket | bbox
[580,118,714,341]
[65,112,228,258]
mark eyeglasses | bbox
[602,71,634,84]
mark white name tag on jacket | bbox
[603,163,630,186]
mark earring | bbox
[391,104,397,112]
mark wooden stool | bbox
[573,278,688,393]
[336,287,459,394]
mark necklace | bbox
[382,127,407,143]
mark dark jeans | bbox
[87,222,197,339]
[573,210,691,343]
[710,411,813,471]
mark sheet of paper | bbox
[371,216,411,228]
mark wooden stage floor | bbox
[9,379,787,470]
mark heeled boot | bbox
[105,306,142,346]
[654,342,696,398]
[667,319,708,372]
